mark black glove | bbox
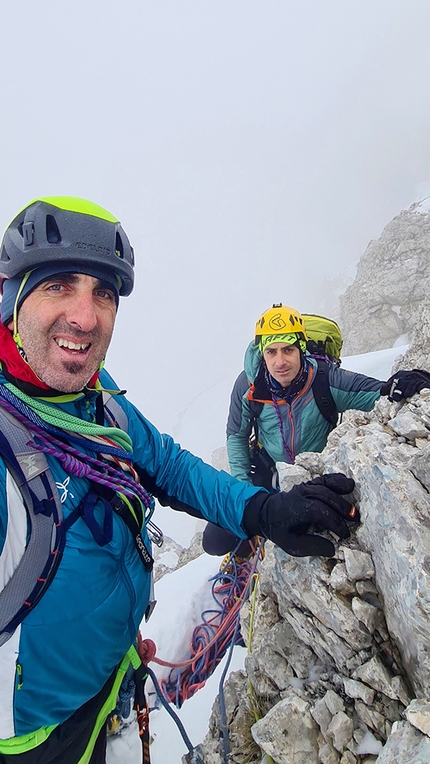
[380,369,430,402]
[243,473,357,557]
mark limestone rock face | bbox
[251,693,320,763]
[211,446,231,473]
[153,531,203,582]
[391,296,430,373]
[339,199,430,355]
[198,390,430,763]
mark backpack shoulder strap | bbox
[249,399,264,424]
[0,407,65,645]
[102,392,163,558]
[246,398,278,490]
[312,359,338,429]
[102,392,129,431]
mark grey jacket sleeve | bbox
[226,371,254,482]
[329,365,382,412]
[226,371,251,437]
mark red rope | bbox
[137,545,263,708]
[146,562,255,670]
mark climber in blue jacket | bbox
[0,197,359,764]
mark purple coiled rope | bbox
[0,393,154,510]
[0,384,132,460]
[270,394,294,464]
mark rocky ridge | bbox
[339,198,430,356]
[153,530,204,582]
[196,357,430,762]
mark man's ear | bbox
[7,319,13,331]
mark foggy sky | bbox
[1,0,430,455]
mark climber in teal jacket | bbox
[202,303,430,556]
[226,337,382,484]
[0,199,360,764]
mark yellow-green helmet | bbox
[0,196,135,296]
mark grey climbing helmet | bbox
[0,196,135,296]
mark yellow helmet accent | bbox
[254,304,307,344]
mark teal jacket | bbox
[227,342,382,483]
[0,368,261,743]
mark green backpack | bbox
[302,314,343,364]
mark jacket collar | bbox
[248,358,311,403]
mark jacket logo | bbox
[56,476,75,504]
[20,454,41,478]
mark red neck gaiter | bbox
[0,322,51,390]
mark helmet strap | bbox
[12,272,33,353]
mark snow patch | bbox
[342,345,408,380]
[355,728,383,755]
[414,195,430,214]
[156,549,180,568]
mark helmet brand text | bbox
[75,242,111,256]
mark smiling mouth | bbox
[55,338,91,353]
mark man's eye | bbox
[47,283,63,292]
[95,289,115,301]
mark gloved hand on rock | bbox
[380,369,430,402]
[242,473,357,557]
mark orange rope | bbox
[147,563,255,669]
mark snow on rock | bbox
[414,196,430,214]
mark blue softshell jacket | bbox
[0,368,261,740]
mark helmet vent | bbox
[115,232,124,259]
[46,215,61,244]
[22,222,35,246]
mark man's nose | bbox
[65,292,97,332]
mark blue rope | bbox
[218,598,242,763]
[217,539,265,764]
[145,664,205,763]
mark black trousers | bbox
[0,671,116,764]
[202,523,254,557]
